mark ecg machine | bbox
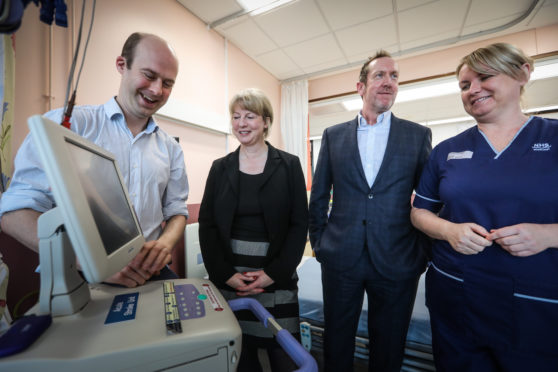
[0,116,241,371]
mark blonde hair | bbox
[229,88,273,137]
[456,43,534,94]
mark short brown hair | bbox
[121,32,147,69]
[359,50,393,84]
[229,88,274,138]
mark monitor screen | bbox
[65,140,140,255]
[28,115,145,283]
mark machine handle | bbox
[228,298,318,372]
[228,297,272,327]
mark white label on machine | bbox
[300,321,312,351]
[202,283,224,311]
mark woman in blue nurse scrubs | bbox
[411,43,558,372]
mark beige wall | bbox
[11,3,558,204]
[226,40,283,151]
[11,0,281,204]
[308,24,558,101]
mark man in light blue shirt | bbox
[309,51,432,371]
[0,32,188,287]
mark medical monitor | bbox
[28,115,145,284]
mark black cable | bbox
[61,0,96,128]
[62,0,86,116]
[74,0,96,90]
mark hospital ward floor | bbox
[258,348,368,371]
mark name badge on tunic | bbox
[447,151,473,160]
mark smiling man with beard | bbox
[309,51,432,372]
[0,32,189,288]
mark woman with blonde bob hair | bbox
[411,43,558,371]
[199,88,308,371]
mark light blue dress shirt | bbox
[357,111,392,188]
[0,97,189,242]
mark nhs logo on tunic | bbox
[532,143,552,151]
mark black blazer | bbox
[309,115,432,279]
[199,143,309,290]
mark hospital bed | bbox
[297,256,435,371]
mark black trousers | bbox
[321,248,419,372]
[237,334,298,372]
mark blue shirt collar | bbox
[105,97,159,134]
[358,111,390,127]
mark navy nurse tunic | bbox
[413,116,558,364]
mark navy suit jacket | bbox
[309,114,432,279]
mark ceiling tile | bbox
[316,0,392,30]
[283,33,345,68]
[253,49,304,76]
[526,0,558,28]
[302,58,349,74]
[461,14,521,35]
[466,0,533,27]
[216,13,251,30]
[219,18,278,56]
[275,70,306,80]
[399,30,460,51]
[182,0,558,81]
[345,45,400,64]
[398,0,469,43]
[396,0,437,12]
[335,15,398,58]
[346,51,377,64]
[177,0,242,24]
[253,0,330,47]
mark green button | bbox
[197,294,207,300]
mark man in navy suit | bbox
[309,51,432,372]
